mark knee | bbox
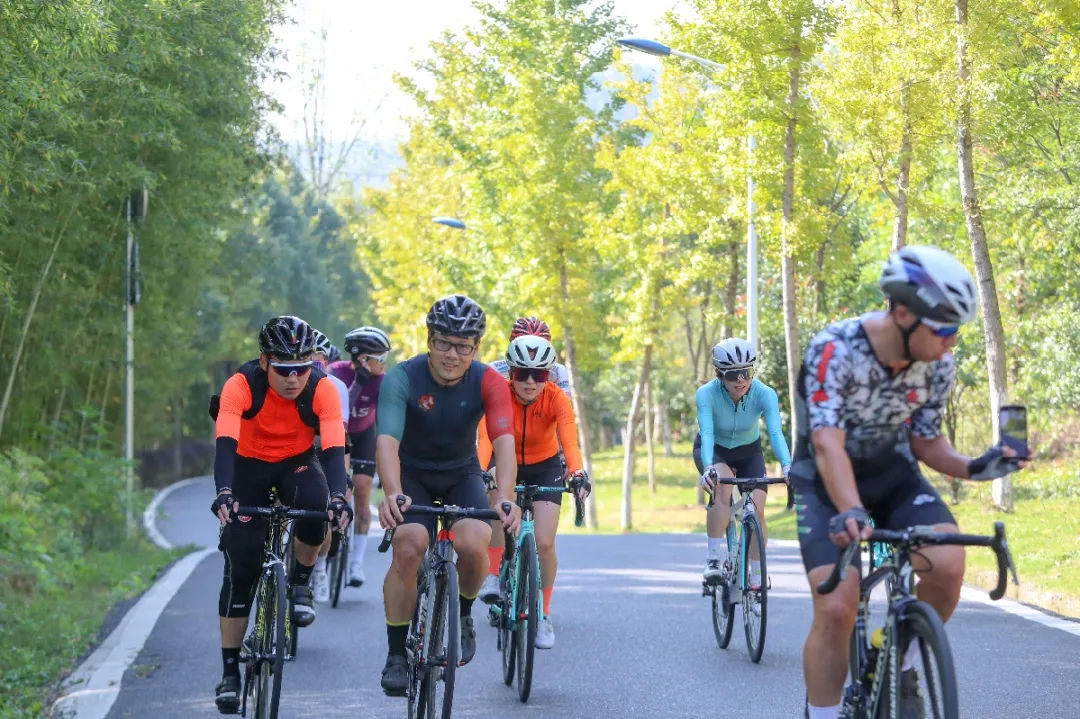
[390,537,426,573]
[926,547,965,593]
[535,534,556,557]
[814,593,858,637]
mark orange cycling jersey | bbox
[215,372,346,461]
[477,380,583,472]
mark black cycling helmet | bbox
[344,326,392,357]
[327,344,342,362]
[259,316,315,360]
[426,294,486,339]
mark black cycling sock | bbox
[222,647,241,678]
[387,623,408,657]
[459,595,474,617]
[290,561,314,587]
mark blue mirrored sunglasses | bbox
[921,319,960,338]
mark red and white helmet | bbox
[505,335,557,369]
[510,316,551,340]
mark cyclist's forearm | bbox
[811,428,861,511]
[375,435,403,496]
[910,434,970,478]
[213,437,239,493]
[491,434,517,502]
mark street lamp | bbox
[616,37,759,353]
[125,187,147,537]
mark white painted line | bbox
[960,585,1080,638]
[142,476,208,550]
[51,546,216,719]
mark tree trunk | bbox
[955,0,1011,510]
[97,367,113,450]
[560,264,599,528]
[645,375,656,493]
[891,0,912,251]
[781,42,803,453]
[0,207,75,440]
[660,398,673,456]
[621,345,653,530]
[78,363,98,450]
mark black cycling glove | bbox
[330,496,353,526]
[211,491,235,518]
[828,507,870,536]
[968,445,1020,481]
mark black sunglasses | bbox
[717,366,754,382]
[270,360,314,377]
[511,367,550,383]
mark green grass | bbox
[561,443,1080,618]
[0,539,183,718]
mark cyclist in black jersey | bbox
[793,246,1026,719]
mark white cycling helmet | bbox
[505,335,556,370]
[711,338,756,370]
[879,245,978,324]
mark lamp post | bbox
[125,188,147,537]
[616,37,759,352]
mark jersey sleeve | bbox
[909,355,955,439]
[803,337,852,433]
[481,366,514,440]
[376,365,409,440]
[760,385,792,467]
[313,379,346,450]
[553,363,572,398]
[215,373,252,441]
[476,416,494,470]
[552,388,583,473]
[332,377,349,423]
[696,383,716,468]
[213,373,252,492]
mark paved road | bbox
[111,478,1080,718]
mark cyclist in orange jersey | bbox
[476,334,590,650]
[209,316,351,714]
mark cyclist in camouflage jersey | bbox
[792,246,1025,719]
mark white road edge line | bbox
[51,546,216,719]
[142,476,208,550]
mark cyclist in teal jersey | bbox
[695,338,791,586]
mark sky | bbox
[265,0,677,147]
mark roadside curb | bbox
[142,476,208,549]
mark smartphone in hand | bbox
[999,404,1029,460]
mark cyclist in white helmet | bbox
[793,245,1026,719]
[695,337,791,586]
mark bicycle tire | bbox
[253,562,287,719]
[515,534,539,702]
[500,559,516,686]
[421,562,459,719]
[330,531,349,608]
[886,601,958,719]
[407,582,427,719]
[742,514,768,662]
[284,534,299,660]
[711,520,735,650]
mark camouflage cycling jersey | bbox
[793,315,955,476]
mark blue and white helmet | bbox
[879,245,978,324]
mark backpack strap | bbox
[237,359,268,419]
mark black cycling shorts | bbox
[517,455,566,506]
[217,449,329,617]
[790,456,956,573]
[692,435,768,486]
[401,461,490,535]
[350,426,376,477]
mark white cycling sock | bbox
[806,704,841,719]
[706,537,728,560]
[314,555,327,573]
[352,533,368,560]
[901,638,920,671]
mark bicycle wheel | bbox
[406,585,427,719]
[500,560,516,686]
[742,514,768,663]
[330,531,349,608]
[711,520,735,650]
[253,562,287,719]
[887,601,958,719]
[515,534,539,702]
[422,562,459,719]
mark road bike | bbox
[488,477,585,702]
[703,476,787,662]
[379,499,507,719]
[233,497,328,719]
[816,521,1017,718]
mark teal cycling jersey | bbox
[695,378,791,469]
